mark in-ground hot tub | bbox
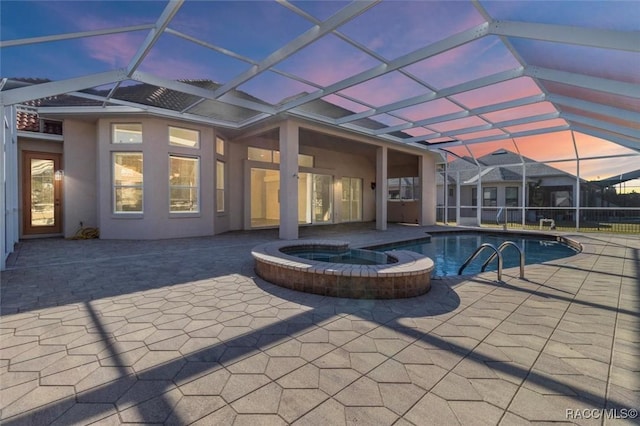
[251,240,434,299]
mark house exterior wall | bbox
[18,115,437,241]
[63,119,97,237]
[96,117,216,239]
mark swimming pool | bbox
[281,246,395,265]
[368,232,580,277]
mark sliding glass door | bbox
[341,177,362,222]
[250,168,333,227]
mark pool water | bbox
[282,248,395,265]
[370,232,579,277]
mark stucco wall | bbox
[96,117,216,239]
[63,119,97,237]
[52,116,439,239]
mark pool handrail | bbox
[481,241,525,279]
[458,243,503,281]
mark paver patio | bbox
[1,224,638,425]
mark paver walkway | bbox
[1,224,638,425]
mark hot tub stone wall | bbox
[252,239,434,299]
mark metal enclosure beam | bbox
[0,24,155,48]
[212,0,381,99]
[126,0,184,76]
[489,20,640,52]
[0,70,128,105]
[526,67,640,98]
[279,22,491,111]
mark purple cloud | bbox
[338,71,431,107]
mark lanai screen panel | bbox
[1,0,638,158]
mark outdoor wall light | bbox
[370,182,376,190]
[54,170,64,181]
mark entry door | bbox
[23,152,63,235]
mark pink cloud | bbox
[514,131,575,162]
[450,77,544,109]
[369,114,407,127]
[404,37,517,89]
[504,118,568,134]
[457,129,507,142]
[338,71,430,107]
[239,72,317,105]
[429,116,489,133]
[321,95,369,113]
[394,99,464,122]
[82,32,143,69]
[339,1,486,60]
[404,127,434,137]
[573,132,638,157]
[481,102,558,123]
[278,34,381,86]
[466,139,519,158]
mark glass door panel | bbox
[312,174,333,223]
[30,159,55,226]
[23,152,62,235]
[351,178,362,221]
[250,168,280,227]
[341,177,362,222]
[298,172,311,224]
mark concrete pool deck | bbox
[1,224,638,425]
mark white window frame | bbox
[112,123,142,144]
[169,155,200,213]
[169,126,199,148]
[216,136,225,156]
[112,152,143,214]
[216,160,225,213]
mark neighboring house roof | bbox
[593,169,640,187]
[437,149,582,185]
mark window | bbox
[299,154,314,168]
[112,123,142,144]
[169,156,199,212]
[388,177,419,200]
[248,147,272,162]
[216,160,225,213]
[483,187,497,206]
[169,126,199,148]
[113,153,143,213]
[216,136,225,156]
[247,147,313,167]
[506,187,519,207]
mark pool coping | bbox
[251,239,434,299]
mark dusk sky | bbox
[1,0,638,183]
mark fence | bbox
[436,206,640,233]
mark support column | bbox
[476,169,482,226]
[443,161,449,224]
[576,159,581,231]
[1,105,19,270]
[419,153,436,226]
[455,171,461,225]
[376,146,387,231]
[571,131,581,231]
[279,121,299,240]
[1,104,6,270]
[522,163,527,228]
